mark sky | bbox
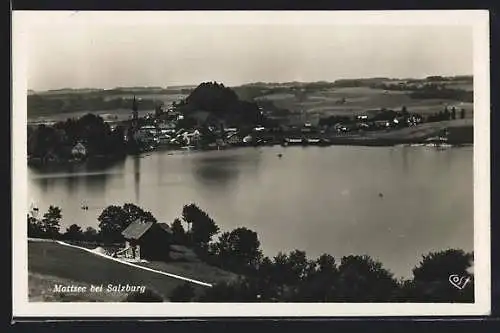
[22,12,474,91]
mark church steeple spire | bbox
[132,95,138,121]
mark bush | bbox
[198,277,268,302]
[169,283,196,302]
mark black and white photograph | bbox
[12,10,490,317]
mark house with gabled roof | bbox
[226,132,243,146]
[119,220,173,261]
[71,141,87,159]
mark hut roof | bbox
[121,220,173,240]
[121,220,154,240]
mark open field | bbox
[255,86,474,119]
[28,240,218,301]
[321,119,473,146]
[362,119,472,141]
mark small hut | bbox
[120,220,173,261]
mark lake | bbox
[27,145,473,279]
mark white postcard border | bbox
[12,10,491,317]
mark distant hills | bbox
[236,75,472,88]
[30,86,187,96]
[29,88,103,95]
[27,75,473,119]
[29,75,472,95]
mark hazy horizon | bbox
[27,73,474,93]
[24,13,474,92]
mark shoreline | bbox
[27,120,473,167]
[27,136,472,168]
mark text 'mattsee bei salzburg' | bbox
[52,284,146,293]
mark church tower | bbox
[132,95,139,121]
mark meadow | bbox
[255,86,473,119]
[27,240,224,301]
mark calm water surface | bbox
[28,145,473,278]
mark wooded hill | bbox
[175,82,266,127]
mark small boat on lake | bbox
[306,138,321,145]
[283,138,304,146]
[424,135,452,148]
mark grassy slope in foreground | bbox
[29,272,127,302]
[135,260,238,285]
[28,240,211,301]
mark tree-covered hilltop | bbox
[175,81,266,127]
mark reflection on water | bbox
[402,146,409,173]
[64,174,79,194]
[190,150,261,189]
[36,177,50,193]
[133,156,141,202]
[84,173,110,192]
[31,171,114,194]
[27,146,473,278]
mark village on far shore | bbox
[27,76,473,165]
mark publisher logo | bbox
[449,274,471,290]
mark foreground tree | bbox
[83,226,99,242]
[97,205,130,243]
[265,250,314,289]
[170,218,187,245]
[291,254,339,302]
[210,227,263,274]
[27,214,44,238]
[40,206,62,239]
[122,203,157,224]
[268,252,292,288]
[182,203,220,250]
[401,249,474,302]
[334,255,400,302]
[63,224,84,241]
[287,250,313,284]
[98,203,157,243]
